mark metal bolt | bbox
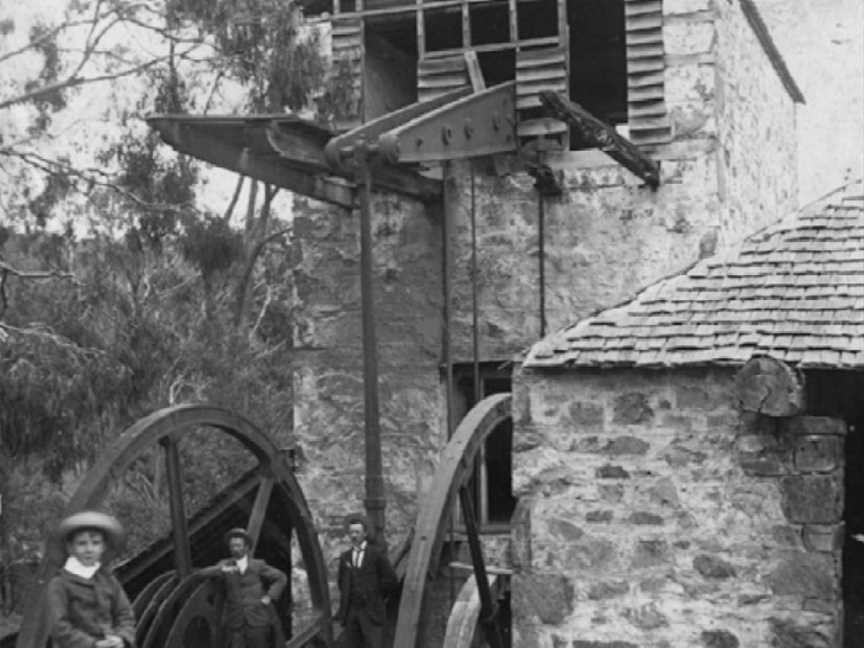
[464,119,474,139]
[441,125,453,144]
[492,112,501,131]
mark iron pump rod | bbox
[355,142,387,544]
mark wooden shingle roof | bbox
[526,183,864,370]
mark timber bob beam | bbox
[147,84,659,207]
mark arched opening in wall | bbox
[453,362,517,531]
[806,369,864,647]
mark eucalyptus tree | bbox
[0,0,328,619]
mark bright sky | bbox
[0,0,287,232]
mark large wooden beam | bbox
[149,118,356,208]
[538,91,660,189]
[148,117,442,206]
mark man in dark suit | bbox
[210,527,288,648]
[337,515,398,648]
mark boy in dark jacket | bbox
[46,511,135,648]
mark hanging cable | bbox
[471,161,481,406]
[538,183,547,338]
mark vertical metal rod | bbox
[162,436,192,578]
[538,192,547,338]
[357,148,386,544]
[458,486,505,648]
[441,161,457,607]
[442,160,455,439]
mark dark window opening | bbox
[364,15,418,120]
[425,9,464,51]
[478,50,516,87]
[339,0,356,13]
[453,363,517,529]
[471,3,511,45]
[517,0,559,40]
[806,369,864,648]
[567,0,627,148]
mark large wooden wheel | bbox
[395,393,512,648]
[17,404,334,648]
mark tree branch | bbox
[222,175,245,222]
[0,46,202,111]
[0,261,75,281]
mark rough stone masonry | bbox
[511,366,845,647]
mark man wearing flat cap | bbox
[207,527,288,648]
[46,510,135,648]
[336,515,397,648]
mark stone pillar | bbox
[737,414,846,647]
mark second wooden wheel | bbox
[395,393,513,648]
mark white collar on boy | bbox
[63,556,100,580]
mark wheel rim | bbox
[394,393,512,648]
[18,404,334,648]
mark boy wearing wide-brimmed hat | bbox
[45,510,135,648]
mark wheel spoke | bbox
[162,434,192,577]
[246,473,275,553]
[458,486,504,648]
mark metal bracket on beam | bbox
[378,81,517,165]
[324,87,473,174]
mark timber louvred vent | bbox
[418,56,471,103]
[516,44,569,147]
[331,16,364,130]
[624,0,671,145]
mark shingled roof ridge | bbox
[526,181,864,369]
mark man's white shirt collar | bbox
[237,555,249,574]
[63,556,100,579]
[352,541,367,566]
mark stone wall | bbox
[445,154,722,360]
[511,366,845,647]
[290,194,445,560]
[757,0,863,205]
[715,0,798,241]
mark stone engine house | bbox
[142,0,864,645]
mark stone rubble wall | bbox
[290,194,446,567]
[714,0,798,243]
[510,366,844,647]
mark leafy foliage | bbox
[167,0,325,111]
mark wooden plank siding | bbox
[624,0,671,145]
